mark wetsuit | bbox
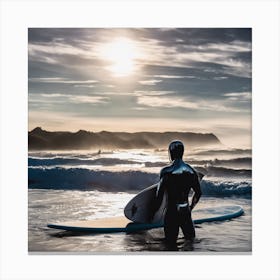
[154,158,201,244]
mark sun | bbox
[101,37,138,77]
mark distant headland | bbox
[28,127,222,150]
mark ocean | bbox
[28,147,252,253]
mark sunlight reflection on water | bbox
[28,189,251,253]
[28,148,251,252]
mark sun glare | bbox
[102,37,138,77]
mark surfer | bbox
[151,140,201,244]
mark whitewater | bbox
[28,147,252,252]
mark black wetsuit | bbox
[154,159,201,243]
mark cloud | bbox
[29,29,251,79]
[29,93,66,103]
[137,95,246,112]
[153,75,196,79]
[40,93,65,98]
[195,41,251,53]
[137,37,251,78]
[29,77,98,84]
[28,42,91,57]
[213,76,228,80]
[74,85,96,88]
[137,96,199,109]
[29,92,110,105]
[68,95,109,104]
[131,106,149,111]
[138,79,162,85]
[134,90,174,96]
[224,92,251,101]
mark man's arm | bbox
[190,173,202,211]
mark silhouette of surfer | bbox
[151,140,202,245]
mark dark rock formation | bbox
[28,127,222,150]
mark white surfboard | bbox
[47,205,244,233]
[124,171,204,223]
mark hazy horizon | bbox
[28,28,252,148]
[28,125,251,149]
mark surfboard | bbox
[123,183,166,223]
[124,171,205,223]
[47,205,244,233]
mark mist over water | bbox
[28,146,252,252]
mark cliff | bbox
[28,127,222,150]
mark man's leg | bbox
[179,206,195,240]
[164,209,179,244]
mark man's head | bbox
[168,140,184,161]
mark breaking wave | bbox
[28,156,251,179]
[28,167,251,197]
[28,157,137,167]
[188,157,252,168]
[200,180,251,197]
[191,148,252,156]
[204,166,251,178]
[28,167,158,191]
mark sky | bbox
[28,28,252,147]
